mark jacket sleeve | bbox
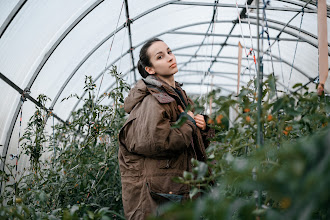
[120,96,196,158]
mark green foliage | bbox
[154,77,330,219]
[0,66,129,219]
[1,72,329,219]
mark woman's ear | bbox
[145,66,155,75]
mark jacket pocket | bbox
[146,174,189,195]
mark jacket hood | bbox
[124,80,148,114]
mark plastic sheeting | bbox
[0,0,329,175]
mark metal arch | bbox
[175,70,248,84]
[25,0,104,90]
[171,1,319,13]
[177,59,251,70]
[62,1,325,119]
[69,18,315,112]
[0,0,27,38]
[50,1,180,110]
[54,7,322,115]
[0,0,104,188]
[177,0,226,75]
[172,42,313,80]
[175,53,283,62]
[49,0,326,112]
[277,0,315,10]
[169,31,304,42]
[248,15,324,46]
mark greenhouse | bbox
[0,0,329,219]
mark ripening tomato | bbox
[267,115,273,121]
[216,114,223,124]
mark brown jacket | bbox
[118,75,214,220]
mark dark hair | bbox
[137,38,163,78]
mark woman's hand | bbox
[178,106,206,130]
[178,105,194,118]
[194,114,207,130]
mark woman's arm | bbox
[120,95,196,158]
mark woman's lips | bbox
[170,63,177,68]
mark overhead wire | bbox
[287,9,304,92]
[198,0,219,114]
[262,0,278,99]
[236,0,252,78]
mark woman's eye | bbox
[157,56,162,59]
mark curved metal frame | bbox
[173,42,313,80]
[0,0,104,191]
[67,17,318,117]
[52,6,324,113]
[0,0,27,38]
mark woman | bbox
[118,38,214,219]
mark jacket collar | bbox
[142,75,187,107]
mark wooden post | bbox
[317,0,328,95]
[237,42,243,95]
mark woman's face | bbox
[145,41,178,77]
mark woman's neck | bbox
[156,74,176,88]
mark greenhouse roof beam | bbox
[51,1,320,114]
[171,1,321,14]
[0,72,65,123]
[173,42,313,81]
[50,1,178,110]
[177,0,223,71]
[64,1,321,119]
[0,0,27,38]
[169,31,305,42]
[175,53,283,62]
[124,0,137,82]
[277,0,315,10]
[179,0,254,71]
[25,0,104,90]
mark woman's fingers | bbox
[194,114,206,130]
[178,105,184,113]
[187,111,194,118]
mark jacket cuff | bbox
[178,112,196,127]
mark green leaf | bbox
[197,162,208,179]
[272,97,285,113]
[189,187,199,199]
[292,83,303,89]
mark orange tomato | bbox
[244,108,250,113]
[267,115,273,121]
[208,118,214,124]
[216,114,223,124]
[283,130,288,136]
[246,116,251,122]
[285,126,292,131]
